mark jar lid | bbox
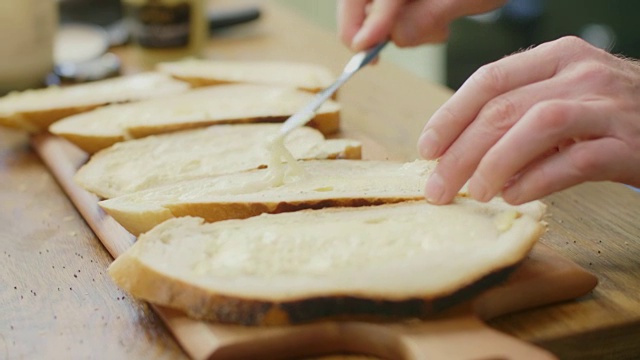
[55,23,109,64]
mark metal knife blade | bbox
[278,41,388,136]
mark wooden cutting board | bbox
[32,133,598,360]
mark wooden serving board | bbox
[32,133,598,360]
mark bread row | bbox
[0,59,338,138]
[4,59,547,326]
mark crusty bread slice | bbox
[0,72,190,133]
[108,198,546,325]
[75,124,361,199]
[99,159,439,235]
[50,83,341,153]
[100,159,547,237]
[157,59,336,93]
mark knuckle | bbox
[480,96,519,132]
[568,144,602,177]
[546,36,591,56]
[570,61,614,85]
[530,101,574,134]
[439,146,464,169]
[472,63,507,94]
[554,35,588,49]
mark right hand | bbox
[338,0,507,51]
[417,36,640,205]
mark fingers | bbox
[419,36,640,204]
[339,0,508,50]
[392,1,450,46]
[469,100,612,202]
[448,0,509,19]
[502,137,629,204]
[392,0,506,46]
[349,0,406,51]
[338,0,370,47]
[418,42,564,162]
[419,42,574,204]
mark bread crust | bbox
[53,109,339,154]
[109,251,521,326]
[22,105,104,132]
[109,200,545,326]
[55,133,126,154]
[1,104,103,133]
[170,75,333,98]
[165,197,423,227]
[126,111,340,140]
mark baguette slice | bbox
[108,198,546,326]
[50,84,340,154]
[157,59,336,93]
[75,124,361,199]
[0,72,190,133]
[99,160,437,235]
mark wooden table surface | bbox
[1,1,639,359]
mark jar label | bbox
[128,2,191,48]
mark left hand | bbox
[418,36,640,205]
[338,0,506,51]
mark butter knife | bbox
[278,41,389,136]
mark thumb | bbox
[351,0,405,51]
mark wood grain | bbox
[30,132,598,360]
[0,128,186,359]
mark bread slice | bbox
[157,59,336,93]
[50,84,341,153]
[0,72,190,133]
[99,159,441,236]
[75,124,361,199]
[101,159,546,237]
[108,198,546,326]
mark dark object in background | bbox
[59,0,127,46]
[59,0,123,27]
[446,0,640,89]
[208,7,261,32]
[54,0,261,83]
[59,0,262,46]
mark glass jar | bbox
[0,0,58,95]
[122,0,206,70]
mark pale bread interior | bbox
[157,59,336,92]
[100,159,546,237]
[0,72,190,132]
[74,124,361,199]
[49,84,340,152]
[99,160,439,235]
[109,198,546,304]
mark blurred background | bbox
[277,0,640,89]
[5,0,640,92]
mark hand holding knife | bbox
[278,41,389,137]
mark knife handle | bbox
[208,6,261,32]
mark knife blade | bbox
[278,41,389,136]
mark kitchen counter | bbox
[1,1,639,359]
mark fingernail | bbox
[425,172,445,204]
[351,30,367,51]
[418,128,440,159]
[470,182,490,203]
[468,173,492,202]
[503,182,524,205]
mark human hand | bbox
[338,0,506,51]
[419,36,640,205]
